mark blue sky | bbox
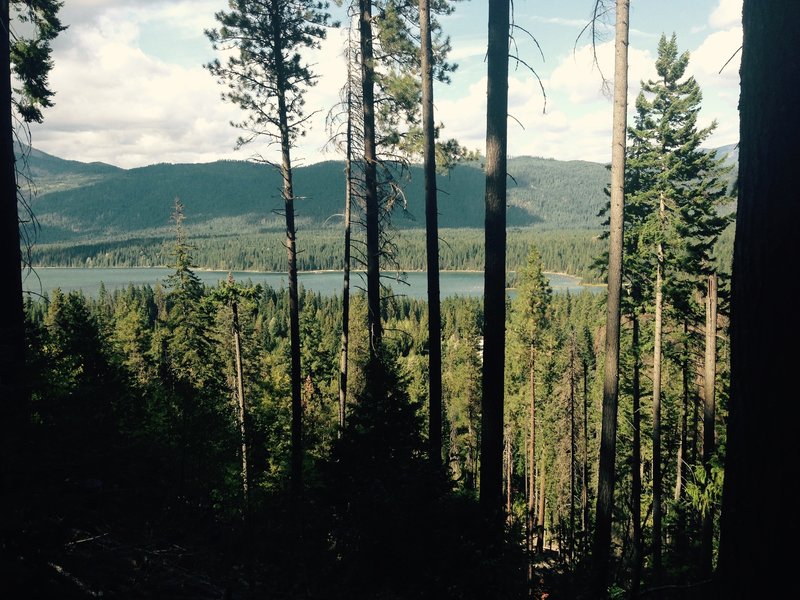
[28,0,742,169]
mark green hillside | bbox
[25,148,612,242]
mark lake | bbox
[22,267,604,300]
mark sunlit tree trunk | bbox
[592,0,629,593]
[652,195,665,581]
[536,456,546,554]
[701,272,717,576]
[231,295,249,505]
[480,0,509,519]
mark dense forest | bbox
[2,1,798,599]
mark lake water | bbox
[23,267,603,300]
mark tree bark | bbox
[652,196,664,582]
[419,0,442,470]
[701,272,717,576]
[272,2,303,494]
[718,4,800,598]
[359,0,381,354]
[592,0,629,593]
[631,313,642,598]
[339,72,354,433]
[0,0,26,446]
[480,0,509,520]
[536,456,546,554]
[528,343,537,553]
[231,297,249,505]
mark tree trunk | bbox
[631,313,642,598]
[718,4,800,598]
[480,0,509,519]
[272,7,303,494]
[419,0,442,470]
[582,357,590,555]
[652,197,664,582]
[701,272,717,576]
[0,0,26,447]
[359,0,381,353]
[673,318,690,561]
[231,297,249,506]
[569,334,576,564]
[528,343,537,553]
[339,73,354,434]
[536,456,546,554]
[592,0,629,593]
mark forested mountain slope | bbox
[25,147,612,241]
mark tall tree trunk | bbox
[536,456,546,554]
[582,357,590,555]
[569,334,576,565]
[718,4,800,598]
[339,74,354,433]
[480,0,509,519]
[231,296,249,505]
[528,344,537,553]
[631,313,643,598]
[273,10,303,494]
[652,196,664,582]
[505,433,513,519]
[701,272,717,576]
[0,0,26,452]
[359,0,381,353]
[419,0,442,469]
[592,0,629,593]
[673,318,690,561]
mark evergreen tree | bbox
[481,0,510,521]
[206,0,331,493]
[625,33,732,583]
[592,1,629,594]
[510,246,551,558]
[1,0,64,433]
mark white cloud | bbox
[31,3,349,169]
[709,0,742,30]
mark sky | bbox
[26,0,743,169]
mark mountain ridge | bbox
[19,144,736,243]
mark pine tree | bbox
[625,32,732,582]
[205,0,331,493]
[1,0,64,428]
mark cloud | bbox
[31,2,348,169]
[709,0,742,30]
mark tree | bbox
[717,2,800,597]
[1,0,64,438]
[205,0,330,493]
[480,0,510,519]
[625,33,731,579]
[419,0,442,470]
[591,0,629,594]
[510,247,551,557]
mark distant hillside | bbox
[21,145,738,243]
[24,148,611,242]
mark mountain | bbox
[23,148,610,242]
[19,145,738,243]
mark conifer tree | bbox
[1,0,64,422]
[625,33,731,581]
[206,0,331,493]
